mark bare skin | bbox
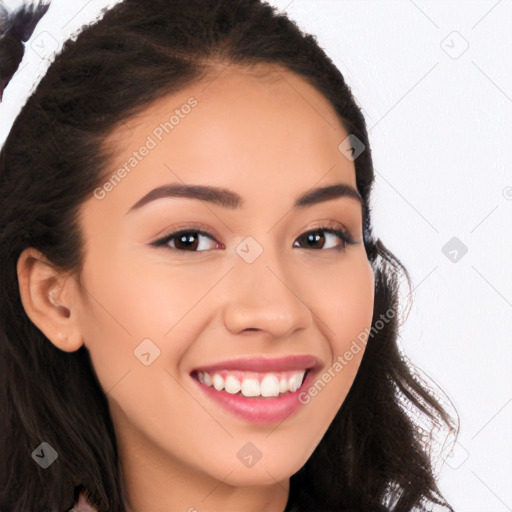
[17,63,374,512]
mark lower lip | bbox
[191,370,316,424]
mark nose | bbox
[222,243,312,338]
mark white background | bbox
[1,1,511,510]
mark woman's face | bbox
[74,64,374,494]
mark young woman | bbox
[0,1,457,511]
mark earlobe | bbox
[16,247,84,353]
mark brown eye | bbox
[293,227,355,251]
[151,229,220,252]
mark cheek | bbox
[77,247,217,389]
[310,252,375,353]
[335,265,374,357]
[301,253,374,407]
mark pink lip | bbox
[190,367,318,424]
[191,354,321,373]
[189,355,323,424]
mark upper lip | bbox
[192,355,322,374]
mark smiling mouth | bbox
[190,368,311,398]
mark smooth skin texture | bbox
[17,64,375,512]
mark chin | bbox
[217,457,306,487]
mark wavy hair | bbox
[0,1,458,510]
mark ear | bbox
[17,247,84,352]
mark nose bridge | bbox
[221,234,312,337]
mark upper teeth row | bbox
[197,370,306,397]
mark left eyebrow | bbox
[125,182,364,215]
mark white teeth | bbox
[195,369,307,397]
[241,378,260,397]
[212,374,224,391]
[224,375,241,394]
[203,372,212,387]
[260,375,280,397]
[288,373,303,392]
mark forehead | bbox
[97,64,356,210]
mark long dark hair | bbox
[0,1,458,510]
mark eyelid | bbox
[303,219,348,233]
[150,219,357,251]
[151,222,220,242]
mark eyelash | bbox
[150,222,357,254]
